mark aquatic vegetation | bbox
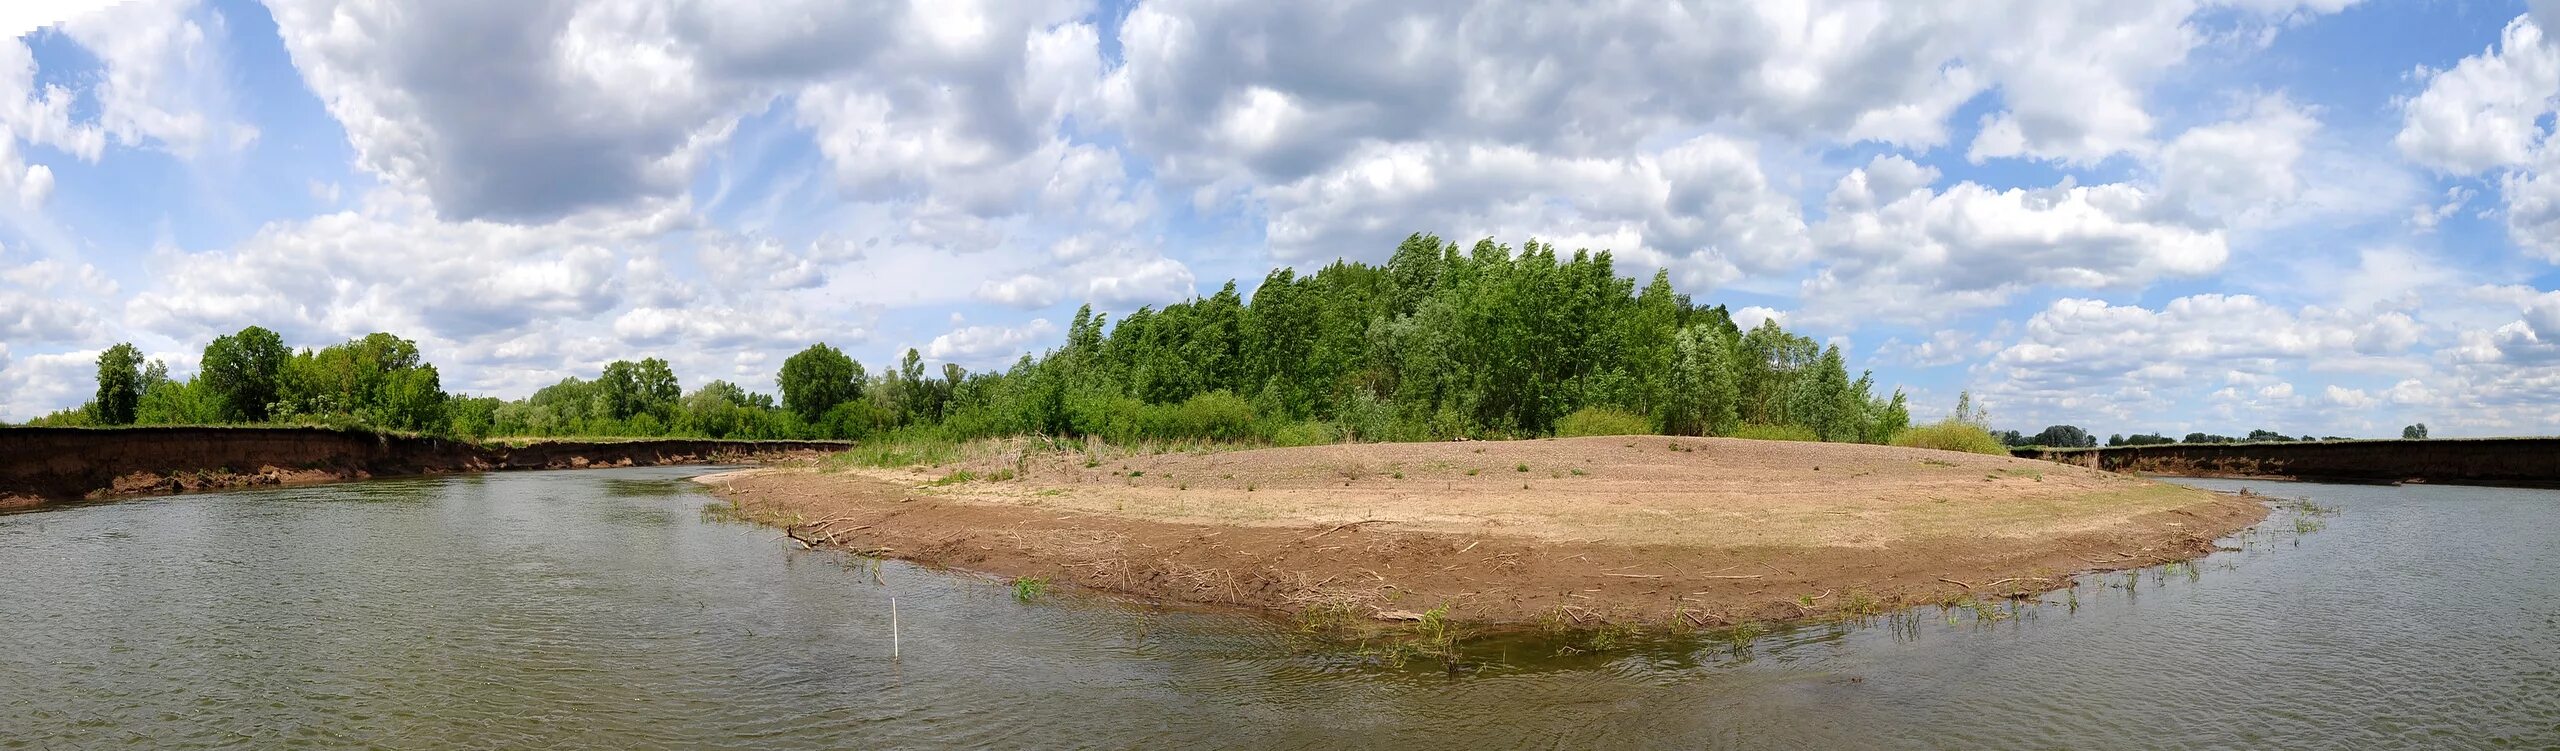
[1012,576,1050,602]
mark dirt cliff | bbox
[2016,438,2560,487]
[0,426,841,509]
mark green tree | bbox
[2401,423,2428,439]
[778,343,863,422]
[1665,324,1740,436]
[93,343,144,425]
[599,358,679,421]
[201,325,290,422]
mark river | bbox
[1,469,2554,749]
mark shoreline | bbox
[0,426,842,510]
[698,437,2270,630]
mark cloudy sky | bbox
[3,0,2560,437]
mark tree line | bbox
[22,234,1958,449]
[1996,425,2388,449]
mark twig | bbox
[1603,573,1663,579]
[1301,519,1388,542]
[1937,577,1974,590]
[1697,574,1764,580]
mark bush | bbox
[1158,391,1257,441]
[1269,419,1340,447]
[1730,423,1821,442]
[1555,407,1652,438]
[1889,420,2010,456]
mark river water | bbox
[1,469,2554,749]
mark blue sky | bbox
[6,0,2560,439]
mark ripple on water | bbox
[0,471,2556,749]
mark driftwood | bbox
[1300,519,1388,542]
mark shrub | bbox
[1158,391,1257,441]
[1555,407,1652,437]
[1730,423,1821,442]
[1269,419,1340,447]
[1889,419,2010,456]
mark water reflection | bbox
[0,471,2552,749]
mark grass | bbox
[1889,419,2009,455]
[1012,576,1050,602]
[1731,424,1821,442]
[830,431,966,470]
[925,470,978,486]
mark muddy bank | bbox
[0,426,842,509]
[701,437,2267,629]
[2017,438,2560,487]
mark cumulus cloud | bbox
[0,244,114,344]
[1255,136,1809,285]
[923,317,1056,364]
[2394,16,2558,174]
[2395,14,2560,259]
[1972,294,2425,428]
[55,0,257,156]
[1802,156,2225,321]
[2158,95,2321,225]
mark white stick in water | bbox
[891,596,901,660]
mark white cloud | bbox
[2159,95,2320,225]
[55,0,257,156]
[1803,160,2225,321]
[976,274,1062,308]
[2394,16,2559,174]
[923,317,1055,364]
[1972,293,2424,429]
[1255,136,1809,286]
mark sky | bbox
[3,0,2560,438]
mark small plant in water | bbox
[1012,576,1050,602]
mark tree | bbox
[93,343,144,425]
[201,325,290,422]
[2402,423,2429,440]
[599,358,679,421]
[1664,324,1740,436]
[2028,424,2096,448]
[274,333,447,430]
[779,343,863,422]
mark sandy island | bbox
[698,436,2266,629]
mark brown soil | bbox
[699,436,2267,630]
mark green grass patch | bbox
[1730,424,1821,442]
[1889,420,2009,456]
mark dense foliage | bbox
[25,234,1935,447]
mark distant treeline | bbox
[22,234,2004,450]
[1999,425,2398,449]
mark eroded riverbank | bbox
[700,436,2267,630]
[0,426,841,509]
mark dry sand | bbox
[700,436,2265,629]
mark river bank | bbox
[700,436,2266,630]
[0,426,842,509]
[2016,437,2560,487]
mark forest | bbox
[19,234,1984,450]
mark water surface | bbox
[2,471,2554,749]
